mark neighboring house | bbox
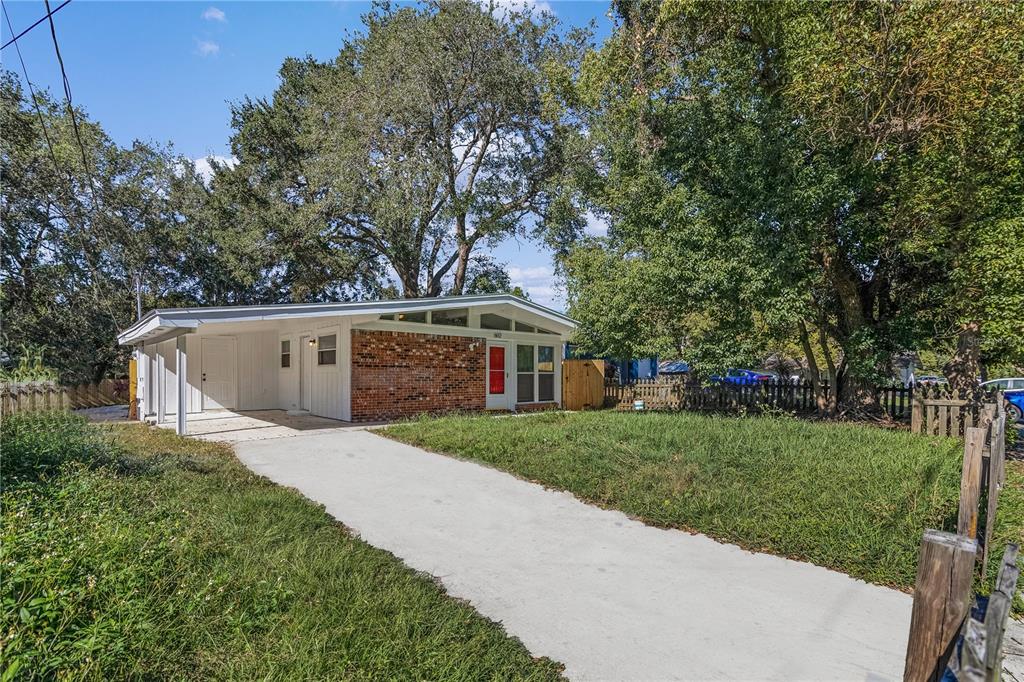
[117,294,577,434]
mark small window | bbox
[515,322,536,333]
[379,314,395,320]
[480,313,512,331]
[317,334,337,365]
[517,344,535,403]
[537,327,556,335]
[431,308,468,327]
[538,345,555,401]
[397,311,427,323]
[280,340,291,368]
[538,346,554,373]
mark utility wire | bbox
[2,0,64,193]
[0,0,70,50]
[44,0,94,192]
[2,0,127,332]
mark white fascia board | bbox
[119,295,575,345]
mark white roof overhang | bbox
[118,294,576,346]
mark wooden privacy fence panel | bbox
[561,359,606,411]
[0,379,129,417]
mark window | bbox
[317,334,337,365]
[280,340,291,368]
[516,344,556,403]
[480,313,512,331]
[397,311,427,323]
[515,321,536,333]
[516,344,534,403]
[431,308,468,327]
[379,314,395,320]
[537,327,556,335]
[538,345,555,401]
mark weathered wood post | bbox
[958,427,987,538]
[911,397,923,434]
[904,530,978,681]
[956,544,1020,682]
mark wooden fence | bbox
[562,359,606,411]
[904,403,1019,681]
[604,376,920,419]
[0,379,129,417]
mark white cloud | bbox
[193,155,238,183]
[508,264,563,310]
[583,211,609,237]
[195,39,220,57]
[202,6,226,22]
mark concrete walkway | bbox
[234,428,918,681]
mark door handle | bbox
[202,373,207,381]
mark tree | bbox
[561,0,1024,410]
[223,0,586,298]
[1,72,189,380]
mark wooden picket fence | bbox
[904,403,1019,681]
[0,379,129,417]
[910,384,995,439]
[603,376,920,419]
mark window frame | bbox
[317,333,337,366]
[280,339,292,369]
[515,343,557,404]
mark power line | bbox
[44,0,94,190]
[0,0,70,50]
[1,0,64,188]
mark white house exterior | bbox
[117,294,576,434]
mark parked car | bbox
[710,369,775,386]
[913,375,948,386]
[980,377,1024,392]
[1002,389,1024,423]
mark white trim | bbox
[175,335,188,435]
[118,294,574,345]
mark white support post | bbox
[176,334,188,436]
[156,346,166,424]
[137,344,148,420]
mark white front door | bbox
[299,334,312,412]
[201,336,237,410]
[486,340,512,410]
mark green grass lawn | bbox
[385,411,1024,599]
[1,412,562,680]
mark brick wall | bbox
[350,329,486,421]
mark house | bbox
[117,294,577,434]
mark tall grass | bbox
[384,411,1022,592]
[1,412,562,680]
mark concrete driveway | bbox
[233,427,921,681]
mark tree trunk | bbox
[944,321,980,392]
[798,320,829,414]
[450,242,472,296]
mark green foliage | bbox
[1,414,562,679]
[559,0,1024,399]
[387,411,990,589]
[0,345,58,383]
[223,0,586,298]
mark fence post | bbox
[911,397,923,434]
[904,529,978,682]
[958,427,987,539]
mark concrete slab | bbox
[154,410,377,443]
[234,428,917,681]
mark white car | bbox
[980,377,1024,391]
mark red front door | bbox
[488,346,505,394]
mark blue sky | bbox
[1,0,614,309]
